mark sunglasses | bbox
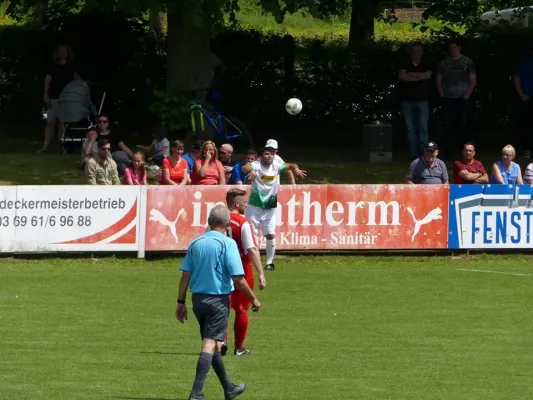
[98,120,108,123]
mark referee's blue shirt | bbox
[180,230,244,295]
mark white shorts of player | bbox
[245,205,276,236]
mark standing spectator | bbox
[136,126,169,165]
[513,45,533,158]
[219,144,235,182]
[96,114,133,175]
[398,42,432,159]
[183,140,204,175]
[405,142,449,184]
[491,145,523,184]
[176,206,260,400]
[229,149,258,185]
[192,141,226,185]
[38,43,80,154]
[453,142,489,184]
[123,152,147,185]
[85,139,120,185]
[162,140,189,185]
[81,126,98,168]
[436,40,477,159]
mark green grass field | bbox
[1,255,532,400]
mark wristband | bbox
[177,299,185,304]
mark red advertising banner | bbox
[144,185,449,251]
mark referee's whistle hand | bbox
[176,304,187,323]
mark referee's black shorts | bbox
[192,294,230,341]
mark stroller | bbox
[57,80,106,154]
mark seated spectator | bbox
[229,149,258,184]
[81,126,98,168]
[162,140,189,185]
[405,142,449,184]
[136,126,169,165]
[96,114,133,175]
[191,140,225,185]
[123,152,147,185]
[453,142,488,184]
[182,139,204,175]
[491,144,523,184]
[85,139,120,185]
[219,143,235,182]
[523,161,533,183]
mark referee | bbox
[176,205,261,400]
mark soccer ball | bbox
[285,98,303,115]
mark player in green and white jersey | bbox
[241,146,306,270]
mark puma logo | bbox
[149,208,185,243]
[407,207,443,242]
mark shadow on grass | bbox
[111,397,186,400]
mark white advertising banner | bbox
[0,186,142,253]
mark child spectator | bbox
[162,140,189,185]
[81,126,98,168]
[229,149,258,184]
[123,152,147,185]
[136,126,169,165]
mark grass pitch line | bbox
[459,269,533,277]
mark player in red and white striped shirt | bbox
[222,188,266,356]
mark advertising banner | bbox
[448,184,533,249]
[0,186,141,252]
[144,184,449,251]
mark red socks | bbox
[234,310,249,350]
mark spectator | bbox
[398,42,432,159]
[162,140,189,185]
[85,139,120,185]
[81,126,98,168]
[183,140,204,175]
[523,161,533,183]
[229,149,258,185]
[405,142,449,184]
[38,43,80,154]
[436,40,476,159]
[219,143,235,182]
[262,139,295,184]
[491,144,523,184]
[453,142,489,184]
[513,45,533,158]
[123,152,147,185]
[96,114,133,175]
[191,140,225,185]
[136,126,169,165]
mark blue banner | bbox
[448,184,533,249]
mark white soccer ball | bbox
[285,98,303,115]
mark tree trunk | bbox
[149,4,164,39]
[166,8,211,92]
[348,0,376,49]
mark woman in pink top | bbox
[191,140,225,185]
[123,152,147,185]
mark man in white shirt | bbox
[241,147,306,270]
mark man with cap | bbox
[183,140,204,176]
[263,139,295,184]
[241,143,306,271]
[405,141,449,185]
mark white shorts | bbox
[245,205,276,236]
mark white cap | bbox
[265,139,278,150]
